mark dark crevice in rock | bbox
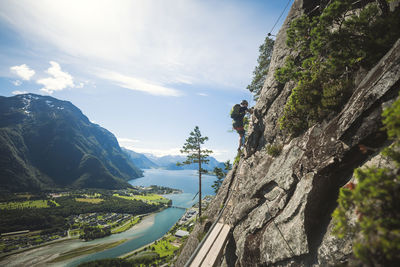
[224,232,237,267]
[248,117,265,156]
[204,221,212,233]
[292,172,300,183]
[271,254,312,267]
[242,226,266,266]
[304,172,347,265]
[253,124,265,155]
[303,130,390,265]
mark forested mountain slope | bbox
[0,94,142,192]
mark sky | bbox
[0,0,292,162]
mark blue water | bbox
[130,169,217,196]
[66,169,216,266]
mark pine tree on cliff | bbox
[247,36,274,99]
[178,126,212,218]
[212,160,232,194]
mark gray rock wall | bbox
[175,0,400,266]
[221,37,400,267]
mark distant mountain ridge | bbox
[122,148,224,171]
[0,93,142,192]
[122,148,159,169]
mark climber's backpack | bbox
[230,104,241,120]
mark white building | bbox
[175,230,190,238]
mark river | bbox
[1,169,216,267]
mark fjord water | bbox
[131,169,217,194]
[65,169,216,266]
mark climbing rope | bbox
[268,0,293,37]
[265,201,296,257]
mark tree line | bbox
[80,225,111,241]
[0,195,161,233]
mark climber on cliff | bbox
[231,100,253,151]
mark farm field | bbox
[122,227,187,265]
[0,200,53,209]
[149,235,180,257]
[113,193,170,205]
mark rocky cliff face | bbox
[176,0,400,266]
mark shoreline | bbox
[0,212,158,266]
[0,208,162,260]
[122,212,156,234]
[119,204,190,260]
[0,236,79,260]
[50,239,128,263]
[1,189,197,266]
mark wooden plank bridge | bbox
[185,165,238,266]
[188,222,231,267]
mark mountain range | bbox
[0,94,142,192]
[122,148,224,171]
[121,148,159,169]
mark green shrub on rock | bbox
[275,0,400,136]
[266,143,283,157]
[332,94,400,265]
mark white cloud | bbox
[98,70,182,97]
[12,90,28,95]
[0,0,272,91]
[76,82,85,88]
[37,61,74,94]
[118,137,181,157]
[197,93,208,97]
[77,80,95,88]
[128,147,182,157]
[208,149,229,160]
[118,137,141,148]
[118,138,180,156]
[12,80,22,86]
[10,64,35,80]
